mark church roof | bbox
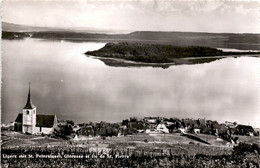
[36,114,56,128]
[15,114,56,128]
[15,113,23,122]
[24,83,35,109]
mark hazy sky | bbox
[2,0,259,33]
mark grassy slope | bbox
[2,130,259,157]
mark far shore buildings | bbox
[14,84,57,134]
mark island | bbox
[85,42,260,68]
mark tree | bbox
[175,122,180,129]
[66,120,75,126]
[189,124,195,134]
[197,119,201,127]
[122,119,129,126]
[130,117,138,122]
[210,123,215,135]
[63,124,73,136]
[54,124,73,139]
[156,118,161,125]
[181,121,186,128]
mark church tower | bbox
[22,83,37,134]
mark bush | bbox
[233,142,260,155]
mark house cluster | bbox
[71,116,258,138]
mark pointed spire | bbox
[24,82,35,109]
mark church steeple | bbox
[24,82,35,109]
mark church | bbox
[14,84,58,134]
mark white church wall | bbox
[34,127,40,134]
[22,125,33,134]
[37,127,54,134]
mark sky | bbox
[2,0,260,33]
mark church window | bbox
[27,110,30,115]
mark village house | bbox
[156,123,169,133]
[118,125,127,136]
[194,128,200,134]
[145,117,158,130]
[224,121,237,128]
[233,125,254,136]
[14,84,57,135]
[78,125,94,137]
[179,126,187,135]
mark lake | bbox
[1,38,259,127]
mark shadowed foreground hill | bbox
[85,42,259,64]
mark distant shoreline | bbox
[2,30,260,51]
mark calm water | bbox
[2,39,259,127]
